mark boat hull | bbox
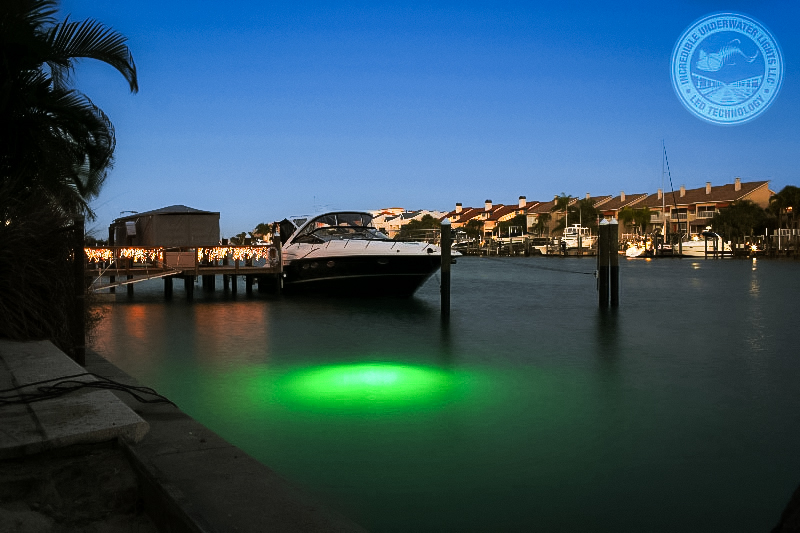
[282,254,442,297]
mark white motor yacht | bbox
[278,211,446,296]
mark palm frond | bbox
[46,17,138,93]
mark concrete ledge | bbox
[0,340,148,460]
[84,351,367,533]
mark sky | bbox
[58,0,800,238]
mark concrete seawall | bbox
[0,340,366,532]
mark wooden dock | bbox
[84,241,282,298]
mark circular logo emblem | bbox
[671,12,783,125]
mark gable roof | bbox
[113,205,219,222]
[599,193,648,212]
[662,181,770,207]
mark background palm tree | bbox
[532,212,551,237]
[551,193,573,233]
[1,0,138,219]
[770,185,800,233]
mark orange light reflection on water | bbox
[192,304,269,366]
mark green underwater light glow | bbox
[273,362,455,414]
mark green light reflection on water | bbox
[271,362,456,415]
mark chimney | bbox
[519,196,526,209]
[735,177,741,191]
[706,182,711,194]
[658,188,663,200]
[585,192,590,200]
[680,185,686,197]
[620,191,626,202]
[455,202,462,214]
[485,199,492,211]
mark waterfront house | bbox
[598,191,648,236]
[484,197,539,238]
[636,178,772,234]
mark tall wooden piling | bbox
[598,220,610,308]
[272,230,283,293]
[184,276,194,300]
[440,219,452,321]
[71,217,86,365]
[610,218,619,307]
[164,276,173,298]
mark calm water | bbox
[90,256,800,532]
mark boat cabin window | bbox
[292,212,390,243]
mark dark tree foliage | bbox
[461,218,484,239]
[497,214,527,236]
[1,0,138,219]
[770,185,800,231]
[711,200,769,240]
[530,212,550,236]
[0,0,136,351]
[397,214,441,240]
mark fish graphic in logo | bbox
[695,39,758,73]
[671,12,783,125]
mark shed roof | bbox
[113,205,219,223]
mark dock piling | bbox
[598,220,610,308]
[440,219,452,321]
[610,218,619,307]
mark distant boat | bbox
[678,231,732,257]
[560,224,596,249]
[278,211,446,297]
[625,242,653,258]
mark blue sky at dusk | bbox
[59,1,799,238]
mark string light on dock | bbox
[84,247,164,263]
[197,246,274,262]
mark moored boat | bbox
[560,224,596,249]
[677,231,732,257]
[278,211,446,296]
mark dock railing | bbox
[84,243,282,290]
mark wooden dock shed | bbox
[109,205,220,247]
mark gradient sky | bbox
[58,0,799,238]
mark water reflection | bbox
[88,260,800,533]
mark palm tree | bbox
[532,212,551,237]
[0,0,137,356]
[551,193,573,233]
[1,0,138,219]
[770,186,800,232]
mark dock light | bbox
[274,362,454,414]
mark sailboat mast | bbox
[662,140,666,238]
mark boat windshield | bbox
[291,212,390,243]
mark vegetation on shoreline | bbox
[1,0,137,354]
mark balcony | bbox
[696,209,717,219]
[670,213,687,221]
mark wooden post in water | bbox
[184,276,194,300]
[222,238,230,291]
[71,217,86,365]
[164,276,173,299]
[598,219,610,308]
[440,219,452,321]
[610,218,619,307]
[272,230,283,294]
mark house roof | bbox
[660,181,770,207]
[486,204,520,222]
[113,205,219,223]
[443,206,483,223]
[599,193,648,212]
[527,199,564,214]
